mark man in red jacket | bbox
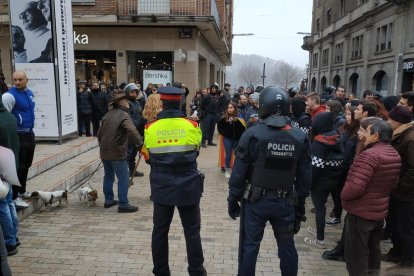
[306,92,326,119]
[341,119,401,276]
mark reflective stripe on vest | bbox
[148,145,197,154]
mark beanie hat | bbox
[389,106,412,124]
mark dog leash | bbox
[69,160,103,193]
[129,153,142,188]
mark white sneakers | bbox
[14,197,29,208]
[225,169,231,179]
[304,237,326,249]
[19,192,32,199]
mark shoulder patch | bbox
[145,119,159,129]
[183,118,199,128]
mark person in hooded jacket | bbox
[200,83,221,147]
[290,97,312,136]
[245,92,260,128]
[304,112,344,249]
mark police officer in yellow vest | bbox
[144,85,207,276]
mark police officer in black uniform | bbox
[227,86,312,276]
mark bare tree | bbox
[237,63,262,86]
[271,61,304,89]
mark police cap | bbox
[158,86,184,100]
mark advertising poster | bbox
[143,70,172,91]
[9,0,77,138]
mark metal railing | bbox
[118,0,220,27]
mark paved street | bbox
[9,136,394,275]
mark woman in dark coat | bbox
[217,102,246,179]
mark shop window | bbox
[75,50,116,85]
[127,51,173,88]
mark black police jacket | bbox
[228,115,312,203]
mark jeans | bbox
[223,137,236,169]
[239,196,297,276]
[0,190,18,247]
[345,214,383,276]
[12,132,36,199]
[102,160,129,208]
[201,113,216,144]
[152,203,205,276]
[311,176,338,241]
[0,227,12,276]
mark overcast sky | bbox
[232,0,313,68]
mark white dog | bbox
[78,187,98,206]
[31,190,68,209]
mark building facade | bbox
[303,0,414,98]
[0,0,233,92]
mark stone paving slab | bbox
[9,135,403,275]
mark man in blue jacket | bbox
[2,71,35,210]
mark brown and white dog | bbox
[78,187,98,206]
[31,190,68,209]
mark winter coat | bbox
[77,89,94,115]
[333,113,346,130]
[200,94,221,117]
[2,87,35,133]
[310,105,326,119]
[391,123,414,201]
[341,142,401,221]
[311,112,344,184]
[217,116,246,141]
[91,89,108,120]
[97,106,143,160]
[128,99,147,137]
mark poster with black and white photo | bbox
[9,0,77,139]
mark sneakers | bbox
[19,192,32,199]
[225,169,231,179]
[6,245,18,256]
[104,200,119,208]
[307,226,317,237]
[304,237,326,249]
[118,204,139,213]
[14,197,29,209]
[326,218,341,226]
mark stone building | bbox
[0,0,233,92]
[302,0,413,97]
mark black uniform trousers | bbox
[152,203,205,276]
[344,214,383,276]
[239,195,297,276]
[389,197,414,264]
[201,113,216,144]
[12,132,35,199]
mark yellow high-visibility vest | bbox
[144,117,201,155]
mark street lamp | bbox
[296,32,319,36]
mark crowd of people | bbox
[1,69,414,275]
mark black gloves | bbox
[294,196,306,234]
[228,201,241,220]
[294,213,306,234]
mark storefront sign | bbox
[9,0,77,139]
[403,59,414,72]
[143,70,172,89]
[73,31,89,45]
